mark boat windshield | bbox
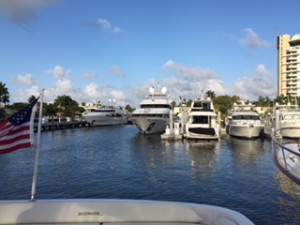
[283,114,300,120]
[91,109,115,112]
[141,104,171,109]
[192,116,209,124]
[232,115,260,120]
[193,102,211,110]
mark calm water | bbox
[1,125,300,225]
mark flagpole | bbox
[31,89,44,201]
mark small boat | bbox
[271,127,300,185]
[82,100,128,126]
[184,96,220,140]
[226,102,263,139]
[131,86,172,134]
[0,198,254,225]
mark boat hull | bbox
[185,126,220,140]
[0,199,254,225]
[83,115,127,126]
[228,125,263,139]
[131,116,168,134]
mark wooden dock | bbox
[33,120,88,132]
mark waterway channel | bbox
[0,125,300,225]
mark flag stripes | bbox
[0,99,38,154]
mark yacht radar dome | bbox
[149,86,155,95]
[161,87,167,94]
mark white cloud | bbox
[108,66,126,77]
[97,18,111,29]
[89,18,122,34]
[47,65,71,80]
[13,73,35,85]
[163,60,217,81]
[9,61,277,108]
[109,90,126,103]
[82,71,97,79]
[55,79,73,93]
[83,83,101,100]
[256,64,272,77]
[233,65,276,100]
[0,0,57,26]
[239,28,272,49]
[113,26,121,33]
[13,85,41,102]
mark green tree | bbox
[28,95,38,103]
[54,95,79,118]
[125,104,134,113]
[10,102,28,112]
[213,95,239,118]
[170,100,176,109]
[0,82,9,105]
[206,90,216,99]
[44,103,58,117]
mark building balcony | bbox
[283,69,300,74]
[284,61,298,65]
[287,66,298,70]
[286,76,299,81]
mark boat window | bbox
[283,115,292,120]
[193,102,211,110]
[91,109,115,112]
[141,104,171,109]
[232,115,260,120]
[192,116,208,124]
[293,115,300,120]
[283,114,300,120]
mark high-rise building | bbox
[277,34,300,97]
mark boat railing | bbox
[271,127,300,174]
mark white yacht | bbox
[184,96,220,140]
[82,101,127,126]
[131,86,172,135]
[264,103,300,138]
[226,102,263,139]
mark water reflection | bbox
[226,136,264,164]
[275,170,300,199]
[274,171,300,224]
[186,140,220,167]
[184,140,220,180]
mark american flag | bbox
[0,98,39,154]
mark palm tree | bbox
[28,95,38,103]
[0,82,9,106]
[206,90,216,99]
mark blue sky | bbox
[0,0,299,107]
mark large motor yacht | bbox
[184,96,220,140]
[82,100,127,126]
[131,86,172,134]
[226,102,263,139]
